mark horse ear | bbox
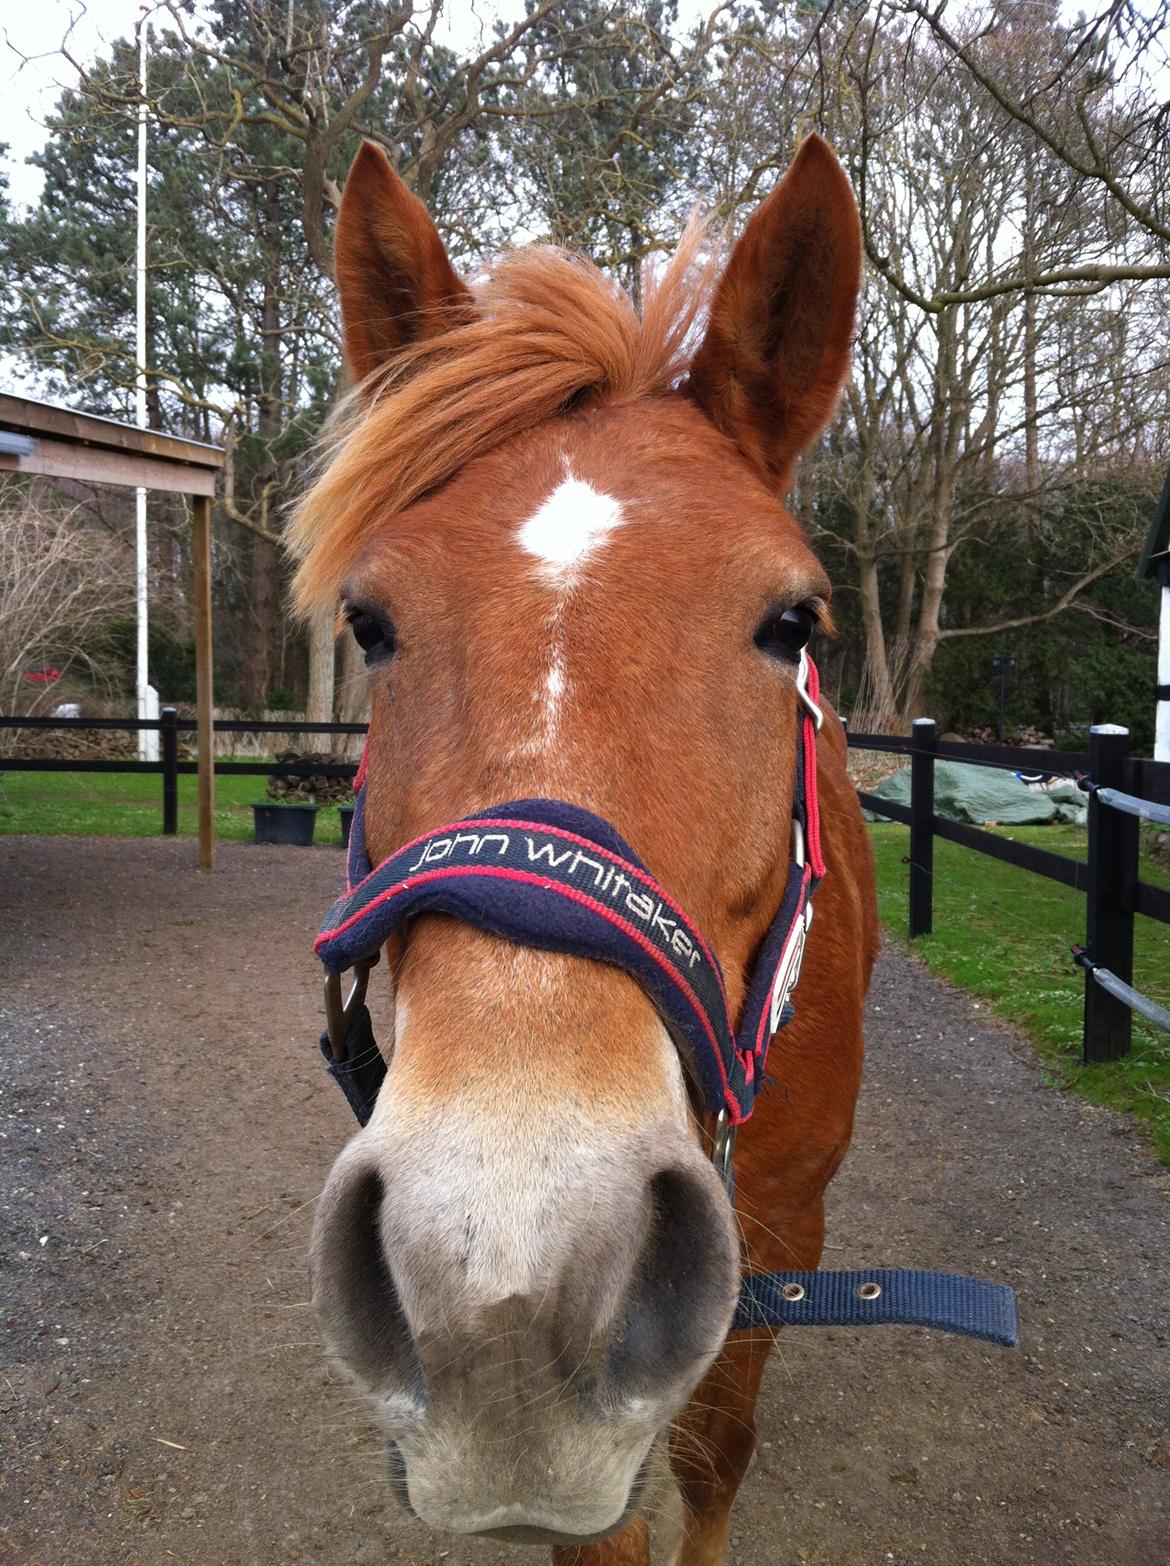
[688,134,861,492]
[334,141,473,387]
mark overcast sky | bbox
[0,0,507,209]
[3,1,134,207]
[6,2,1164,214]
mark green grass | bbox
[0,765,349,845]
[869,822,1170,1163]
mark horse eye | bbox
[345,607,397,665]
[754,602,818,662]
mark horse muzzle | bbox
[310,1097,738,1538]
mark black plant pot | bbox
[252,803,319,846]
[338,804,355,849]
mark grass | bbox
[0,765,350,845]
[3,767,1166,1160]
[869,821,1170,1164]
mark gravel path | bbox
[1,837,1167,1565]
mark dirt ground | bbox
[1,836,1168,1566]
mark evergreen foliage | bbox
[1,0,1166,740]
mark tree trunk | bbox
[336,631,370,726]
[900,311,962,725]
[241,535,279,707]
[306,615,336,723]
[856,548,896,720]
[240,178,285,708]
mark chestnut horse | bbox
[291,133,877,1564]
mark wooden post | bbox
[1156,580,1170,763]
[160,706,179,835]
[908,717,936,939]
[192,495,216,871]
[1083,724,1136,1062]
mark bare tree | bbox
[0,481,135,734]
[699,3,1169,724]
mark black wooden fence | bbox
[853,719,1170,1064]
[0,709,362,835]
[5,710,1170,1065]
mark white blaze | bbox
[516,473,626,583]
[513,472,627,755]
[543,658,567,734]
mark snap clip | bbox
[796,648,824,731]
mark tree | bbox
[3,0,1167,736]
[4,0,721,713]
[698,2,1169,725]
[0,480,135,730]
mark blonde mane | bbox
[287,221,717,614]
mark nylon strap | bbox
[316,658,826,1127]
[316,799,811,1122]
[735,1268,1019,1347]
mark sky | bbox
[2,1,137,207]
[9,0,1163,213]
[0,0,511,210]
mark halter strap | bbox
[308,652,1020,1353]
[316,658,824,1130]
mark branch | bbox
[937,551,1137,641]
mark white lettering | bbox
[526,838,573,869]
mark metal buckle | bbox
[712,1110,737,1202]
[796,648,824,732]
[324,955,377,1063]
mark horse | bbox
[289,131,877,1565]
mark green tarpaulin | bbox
[864,761,1086,825]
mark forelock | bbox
[287,220,718,615]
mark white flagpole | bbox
[135,11,157,761]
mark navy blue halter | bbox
[310,655,1019,1350]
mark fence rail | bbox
[0,714,368,734]
[6,708,1169,1065]
[0,709,363,839]
[858,718,1170,1063]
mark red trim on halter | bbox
[318,857,744,1119]
[803,657,826,878]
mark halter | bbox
[309,651,1019,1350]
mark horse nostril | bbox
[603,1163,737,1402]
[385,1440,412,1511]
[310,1155,423,1407]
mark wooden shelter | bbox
[0,393,223,868]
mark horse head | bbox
[291,132,862,1547]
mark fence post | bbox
[160,706,179,836]
[908,717,936,939]
[192,494,216,871]
[1083,724,1136,1062]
